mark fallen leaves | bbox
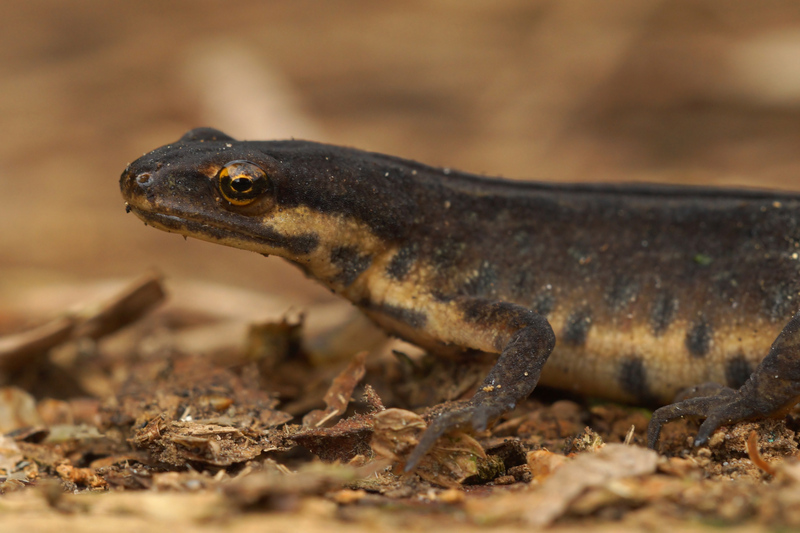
[292,415,375,464]
[120,359,293,467]
[370,408,486,487]
[521,444,659,526]
[303,351,367,428]
[131,416,278,467]
[4,276,800,530]
[224,461,360,511]
[527,448,569,482]
[0,387,43,433]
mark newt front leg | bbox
[404,298,555,471]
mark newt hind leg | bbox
[648,311,800,449]
[404,299,556,471]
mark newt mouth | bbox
[126,204,271,248]
[125,205,319,256]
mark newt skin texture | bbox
[121,128,800,468]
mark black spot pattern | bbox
[685,318,713,358]
[386,244,418,280]
[278,233,320,256]
[650,291,678,336]
[618,356,655,404]
[459,299,539,332]
[562,307,592,345]
[725,353,753,389]
[606,274,639,311]
[531,291,555,317]
[461,261,498,296]
[330,246,372,286]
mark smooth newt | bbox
[120,128,800,469]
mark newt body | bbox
[121,128,800,467]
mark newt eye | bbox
[217,161,270,205]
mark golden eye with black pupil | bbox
[217,160,269,205]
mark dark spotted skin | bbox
[685,317,712,358]
[618,356,657,404]
[650,291,678,337]
[121,127,800,467]
[531,291,555,317]
[725,354,753,389]
[606,274,639,312]
[562,307,593,346]
[386,244,418,281]
[330,246,372,287]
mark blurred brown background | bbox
[4,0,800,304]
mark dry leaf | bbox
[292,414,374,463]
[527,449,569,482]
[370,408,486,487]
[369,408,427,463]
[303,351,367,427]
[224,462,358,511]
[0,387,43,433]
[523,444,658,526]
[0,435,23,476]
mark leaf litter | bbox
[2,275,800,530]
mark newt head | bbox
[120,127,412,293]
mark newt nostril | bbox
[136,172,152,185]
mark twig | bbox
[0,274,166,374]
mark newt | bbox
[120,128,800,469]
